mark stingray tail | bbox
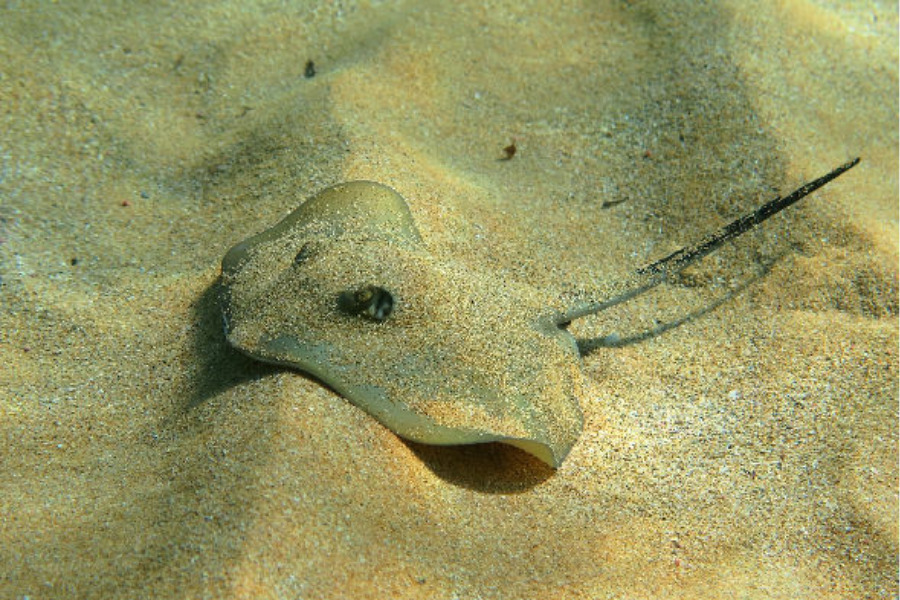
[556,157,860,325]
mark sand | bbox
[1,1,897,598]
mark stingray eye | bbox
[338,285,394,321]
[293,242,317,265]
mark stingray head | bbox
[221,181,585,468]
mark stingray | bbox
[220,158,859,468]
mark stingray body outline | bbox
[220,158,859,467]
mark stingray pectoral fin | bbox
[252,332,580,468]
[504,439,563,467]
[245,336,578,467]
[222,181,422,275]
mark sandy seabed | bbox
[1,1,897,598]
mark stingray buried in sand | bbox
[220,159,859,467]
